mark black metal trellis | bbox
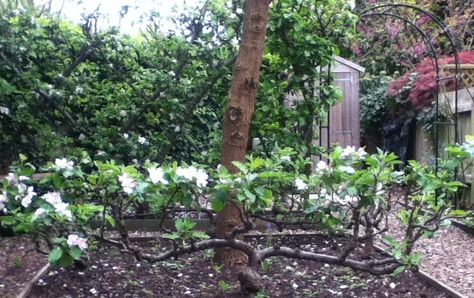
[356,3,461,169]
[318,64,332,155]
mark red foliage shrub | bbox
[387,51,474,108]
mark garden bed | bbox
[0,236,48,298]
[28,234,449,297]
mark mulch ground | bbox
[0,235,48,298]
[28,234,448,297]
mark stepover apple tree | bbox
[1,141,472,294]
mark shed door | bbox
[329,72,360,148]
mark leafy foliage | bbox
[360,74,394,136]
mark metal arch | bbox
[357,3,461,171]
[362,12,439,71]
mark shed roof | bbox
[333,56,365,74]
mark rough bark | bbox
[215,0,271,269]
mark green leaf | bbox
[162,233,180,240]
[48,247,63,263]
[175,218,196,232]
[243,188,256,203]
[105,214,115,227]
[191,231,210,239]
[250,158,265,170]
[392,265,406,277]
[212,190,229,212]
[70,246,83,260]
[231,161,248,174]
[58,253,75,267]
[52,237,66,244]
[448,209,467,217]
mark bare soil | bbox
[28,234,447,297]
[0,235,48,298]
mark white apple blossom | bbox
[20,186,36,208]
[176,166,208,188]
[118,173,136,194]
[315,160,329,174]
[55,158,74,170]
[194,169,209,188]
[74,86,84,94]
[148,167,168,185]
[176,166,195,181]
[357,147,367,158]
[341,146,356,159]
[6,173,15,183]
[42,192,63,205]
[294,178,308,191]
[123,133,129,139]
[33,208,47,218]
[0,106,10,115]
[281,156,291,162]
[0,192,7,211]
[18,176,29,181]
[119,110,127,117]
[42,192,73,220]
[138,136,147,145]
[348,0,355,9]
[55,202,73,219]
[16,183,27,194]
[67,234,88,250]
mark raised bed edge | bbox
[16,263,50,298]
[373,245,467,298]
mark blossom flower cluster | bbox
[55,158,74,171]
[315,160,330,174]
[294,178,308,191]
[176,166,208,188]
[310,188,358,207]
[67,234,88,251]
[148,167,168,185]
[4,173,36,208]
[118,173,137,194]
[340,146,367,160]
[0,192,7,212]
[138,136,148,145]
[34,208,47,218]
[0,106,10,115]
[42,192,73,220]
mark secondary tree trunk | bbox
[216,0,271,268]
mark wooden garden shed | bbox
[319,56,365,148]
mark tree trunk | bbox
[216,0,271,268]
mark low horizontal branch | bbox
[94,234,400,275]
[257,246,400,275]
